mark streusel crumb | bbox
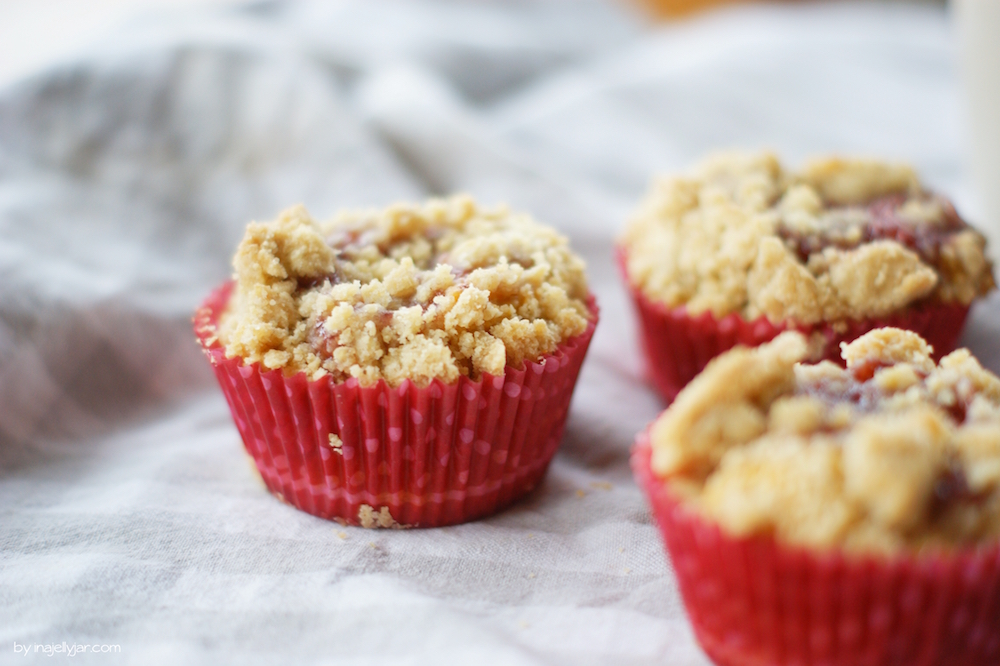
[358,505,406,529]
[218,196,591,387]
[621,152,994,324]
[649,327,1000,554]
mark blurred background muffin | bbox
[620,152,994,402]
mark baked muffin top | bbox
[649,328,1000,555]
[218,196,592,387]
[621,152,994,325]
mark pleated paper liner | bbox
[195,281,598,528]
[632,429,1000,666]
[615,246,971,403]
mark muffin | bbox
[618,152,995,402]
[195,196,598,527]
[633,328,1000,666]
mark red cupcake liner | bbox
[194,282,597,528]
[632,430,1000,666]
[616,247,971,403]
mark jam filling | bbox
[797,367,886,416]
[309,319,339,359]
[326,228,378,254]
[301,223,548,361]
[848,358,889,383]
[943,399,969,425]
[795,356,973,424]
[309,306,395,360]
[927,463,988,521]
[793,360,987,517]
[778,193,967,267]
[296,272,340,291]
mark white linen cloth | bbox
[1,1,998,664]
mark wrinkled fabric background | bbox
[1,1,998,664]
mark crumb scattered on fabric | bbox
[358,504,405,529]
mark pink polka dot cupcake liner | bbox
[632,429,1000,666]
[616,247,971,403]
[194,281,598,528]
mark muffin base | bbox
[632,430,1000,666]
[617,247,971,403]
[195,282,597,528]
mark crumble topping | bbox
[218,196,591,387]
[621,152,994,324]
[358,505,406,529]
[649,328,1000,554]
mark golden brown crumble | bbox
[621,152,994,324]
[649,328,1000,554]
[218,196,591,387]
[358,505,406,529]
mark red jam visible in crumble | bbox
[649,327,1000,554]
[217,196,592,387]
[621,153,994,325]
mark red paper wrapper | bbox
[195,282,598,528]
[632,429,1000,666]
[616,247,971,403]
